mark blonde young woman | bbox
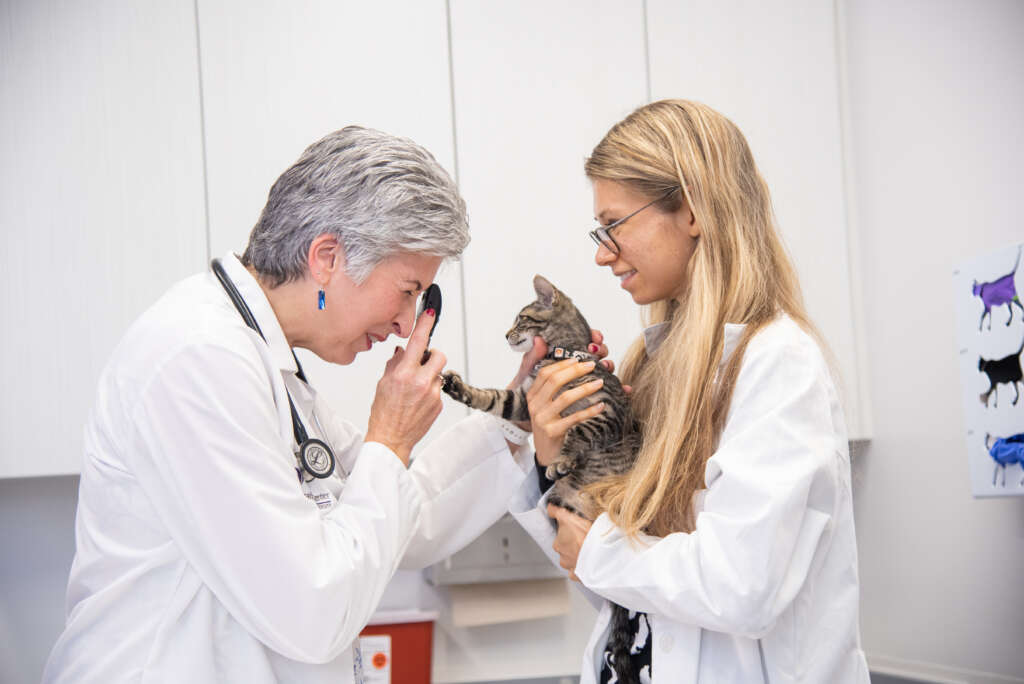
[509,101,871,683]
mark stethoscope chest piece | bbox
[298,438,335,479]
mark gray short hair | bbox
[242,126,469,286]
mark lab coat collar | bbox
[721,323,745,366]
[642,321,747,368]
[642,322,671,354]
[218,252,299,375]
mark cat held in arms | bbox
[441,274,643,684]
[442,275,637,516]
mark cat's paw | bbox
[544,460,571,480]
[441,370,464,398]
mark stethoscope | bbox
[211,258,336,482]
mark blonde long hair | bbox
[584,100,822,537]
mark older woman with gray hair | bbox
[44,126,599,684]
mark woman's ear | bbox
[307,234,345,285]
[675,201,701,239]
[687,209,701,239]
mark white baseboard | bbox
[868,653,1024,684]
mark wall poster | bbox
[953,242,1024,497]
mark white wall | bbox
[842,0,1024,681]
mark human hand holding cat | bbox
[507,336,548,391]
[506,329,615,391]
[588,329,616,374]
[365,309,446,466]
[528,358,608,467]
[588,329,634,392]
[548,503,593,582]
[505,330,620,448]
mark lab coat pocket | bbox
[648,615,700,683]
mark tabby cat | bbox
[441,274,643,684]
[442,275,638,517]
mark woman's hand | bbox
[528,359,607,467]
[365,310,446,466]
[548,504,593,582]
[506,329,615,391]
[507,329,621,462]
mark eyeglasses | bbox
[588,186,679,255]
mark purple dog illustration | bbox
[972,245,1023,331]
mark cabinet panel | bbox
[197,0,465,436]
[436,2,646,679]
[451,0,649,392]
[648,0,869,436]
[0,0,208,477]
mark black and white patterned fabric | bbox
[535,455,653,683]
[599,609,652,683]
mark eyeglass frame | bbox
[588,186,680,255]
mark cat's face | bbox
[505,275,569,352]
[506,303,552,352]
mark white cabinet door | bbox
[451,0,650,395]
[648,0,870,437]
[0,0,208,477]
[197,0,466,438]
[436,3,646,679]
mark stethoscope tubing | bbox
[210,258,335,480]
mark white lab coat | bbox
[43,253,531,684]
[510,316,871,683]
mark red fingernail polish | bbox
[589,344,598,353]
[425,308,435,317]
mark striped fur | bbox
[443,274,638,517]
[441,275,641,684]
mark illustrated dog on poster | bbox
[972,245,1023,331]
[985,432,1024,486]
[978,334,1024,408]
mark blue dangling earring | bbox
[317,274,326,310]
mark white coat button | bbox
[659,634,674,652]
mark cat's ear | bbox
[533,274,557,308]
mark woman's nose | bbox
[594,242,617,266]
[394,298,418,338]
